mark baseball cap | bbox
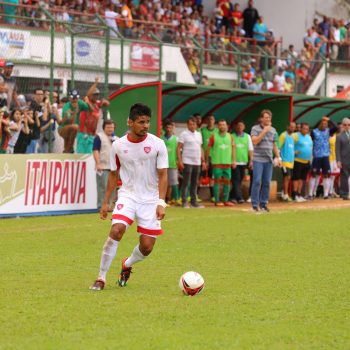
[69,89,80,99]
[5,61,14,67]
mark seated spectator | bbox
[284,76,294,93]
[273,68,285,92]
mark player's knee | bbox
[139,244,153,256]
[109,224,126,241]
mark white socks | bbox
[98,237,119,281]
[323,177,331,197]
[125,245,146,268]
[329,176,335,195]
[309,176,320,196]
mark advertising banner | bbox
[0,29,31,59]
[0,154,97,217]
[130,43,159,71]
[65,37,101,66]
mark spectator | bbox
[59,89,88,153]
[205,119,235,206]
[231,3,243,32]
[38,98,56,153]
[162,120,180,205]
[292,122,313,202]
[336,118,350,200]
[6,109,22,154]
[119,0,133,37]
[242,0,259,39]
[230,121,253,204]
[273,68,285,92]
[0,110,11,153]
[177,116,205,208]
[14,108,32,154]
[93,119,117,209]
[26,106,41,154]
[3,0,19,25]
[250,109,281,212]
[279,122,296,202]
[104,3,120,37]
[77,79,109,154]
[284,76,294,93]
[0,61,18,110]
[253,16,268,45]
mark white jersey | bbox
[110,133,168,203]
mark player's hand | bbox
[100,203,109,220]
[263,125,272,133]
[178,161,184,171]
[232,161,237,169]
[202,161,207,171]
[156,205,165,220]
[337,161,342,169]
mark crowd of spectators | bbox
[1,1,350,92]
[0,60,109,155]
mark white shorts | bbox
[330,160,340,174]
[111,197,163,237]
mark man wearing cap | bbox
[59,89,89,153]
[0,61,18,110]
[77,78,109,154]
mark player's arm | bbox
[157,168,168,220]
[273,141,282,167]
[100,170,119,220]
[231,136,236,169]
[176,141,184,171]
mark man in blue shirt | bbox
[253,16,268,45]
[308,116,337,199]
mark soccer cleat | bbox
[89,278,105,291]
[182,202,190,209]
[118,258,132,287]
[237,199,245,204]
[224,201,234,207]
[215,202,225,207]
[323,196,329,200]
[191,202,204,208]
[251,206,259,213]
[247,197,252,203]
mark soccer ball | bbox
[179,271,204,296]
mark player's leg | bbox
[259,161,273,210]
[90,198,135,291]
[190,165,202,207]
[181,164,192,208]
[322,157,332,199]
[223,168,233,206]
[251,161,263,210]
[118,202,163,287]
[212,167,222,205]
[308,159,319,198]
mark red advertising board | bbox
[130,43,160,71]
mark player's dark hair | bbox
[193,113,201,118]
[34,88,44,94]
[218,119,227,124]
[187,116,197,124]
[163,119,174,127]
[260,109,272,118]
[103,119,115,129]
[301,122,309,128]
[129,103,152,121]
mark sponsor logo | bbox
[144,146,151,154]
[76,40,90,57]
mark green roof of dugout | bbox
[108,82,350,137]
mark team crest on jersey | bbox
[144,146,151,153]
[117,204,124,210]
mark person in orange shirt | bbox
[119,0,133,37]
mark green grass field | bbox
[1,207,349,350]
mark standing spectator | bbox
[205,119,235,206]
[201,114,218,201]
[77,80,109,154]
[319,16,330,38]
[336,118,350,200]
[253,16,268,45]
[59,89,89,153]
[279,122,296,202]
[242,0,259,39]
[250,110,281,212]
[93,119,117,210]
[0,61,18,110]
[162,120,180,205]
[3,0,19,25]
[26,106,41,154]
[292,123,313,202]
[14,109,32,154]
[6,109,22,154]
[328,130,340,197]
[119,0,133,37]
[38,98,55,153]
[230,121,253,203]
[0,110,11,153]
[177,116,205,208]
[104,3,120,37]
[231,3,243,32]
[308,117,338,199]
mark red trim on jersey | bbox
[137,226,164,235]
[112,214,134,225]
[127,133,148,143]
[212,164,231,169]
[115,153,121,170]
[208,134,215,147]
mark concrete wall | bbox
[202,0,350,51]
[327,73,350,97]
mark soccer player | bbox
[205,119,236,206]
[90,103,168,291]
[201,115,218,201]
[292,123,313,202]
[279,122,296,202]
[308,116,337,199]
[162,119,180,205]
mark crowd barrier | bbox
[0,154,97,217]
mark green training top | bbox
[210,132,233,165]
[162,134,177,169]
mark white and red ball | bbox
[179,271,204,296]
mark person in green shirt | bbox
[59,89,89,153]
[201,114,218,201]
[162,120,180,205]
[205,119,236,206]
